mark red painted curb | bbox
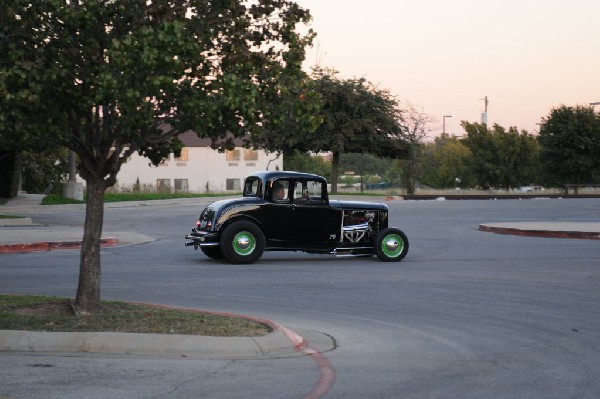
[479,225,600,240]
[0,238,119,254]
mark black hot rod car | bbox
[185,171,408,264]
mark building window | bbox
[226,149,240,161]
[244,149,258,161]
[175,148,188,161]
[174,179,188,192]
[226,178,241,191]
[156,179,171,193]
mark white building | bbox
[114,131,282,193]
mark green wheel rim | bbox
[381,234,404,258]
[232,231,256,256]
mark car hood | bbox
[329,200,388,211]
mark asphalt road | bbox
[1,198,600,398]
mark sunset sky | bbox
[294,0,600,138]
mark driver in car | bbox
[273,182,286,200]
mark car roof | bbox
[247,170,327,183]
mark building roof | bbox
[177,130,249,148]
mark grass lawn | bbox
[42,192,238,205]
[0,294,270,337]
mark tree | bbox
[339,153,391,192]
[399,102,433,194]
[21,148,69,194]
[2,0,315,310]
[307,68,407,193]
[463,122,539,189]
[538,105,600,186]
[418,135,474,189]
[283,150,331,180]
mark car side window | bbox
[271,180,290,203]
[243,178,261,197]
[293,181,324,204]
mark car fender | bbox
[216,212,265,237]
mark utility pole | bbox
[443,115,452,135]
[480,96,488,126]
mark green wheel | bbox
[232,231,256,256]
[221,221,265,264]
[375,228,408,262]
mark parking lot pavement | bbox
[2,192,599,253]
[1,192,598,359]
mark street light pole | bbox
[443,115,452,135]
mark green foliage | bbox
[418,135,475,188]
[339,153,392,177]
[283,151,331,180]
[1,0,316,189]
[462,122,539,189]
[289,68,408,192]
[538,105,600,186]
[21,148,69,194]
[308,67,407,156]
[1,0,316,308]
[41,192,235,205]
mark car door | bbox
[288,179,342,249]
[259,179,293,246]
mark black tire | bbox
[220,221,265,264]
[201,246,224,260]
[375,228,408,262]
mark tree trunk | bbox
[0,151,21,198]
[405,144,417,195]
[331,151,340,193]
[75,181,106,310]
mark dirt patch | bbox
[11,301,119,317]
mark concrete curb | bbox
[0,329,302,359]
[479,222,600,240]
[0,217,33,227]
[0,237,119,254]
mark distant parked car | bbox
[185,171,409,264]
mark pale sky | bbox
[294,0,600,138]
